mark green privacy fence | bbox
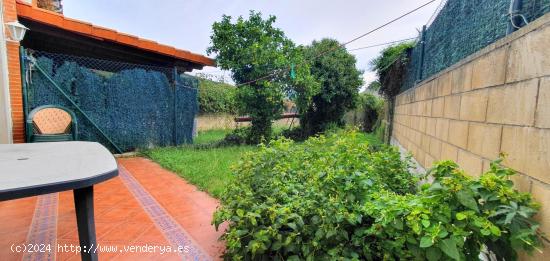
[24,49,199,153]
[401,0,550,91]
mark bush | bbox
[220,127,251,146]
[280,127,308,142]
[370,42,415,99]
[299,39,363,136]
[359,93,384,133]
[197,77,238,114]
[214,131,541,260]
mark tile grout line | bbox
[118,164,212,261]
[22,193,58,261]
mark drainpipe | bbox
[507,0,524,34]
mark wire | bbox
[234,0,438,87]
[426,0,446,27]
[202,37,418,79]
[347,37,417,52]
[507,0,530,30]
[509,13,529,29]
[206,37,418,84]
[340,0,437,47]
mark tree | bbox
[207,11,297,143]
[367,80,381,92]
[300,38,363,135]
[359,92,384,132]
[196,76,237,114]
[37,0,63,13]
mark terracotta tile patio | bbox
[0,157,226,260]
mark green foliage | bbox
[197,77,237,114]
[298,39,364,135]
[143,129,254,198]
[370,41,415,77]
[208,11,317,143]
[222,126,300,146]
[370,42,415,99]
[214,131,416,260]
[359,93,384,133]
[193,129,233,145]
[366,159,541,261]
[367,81,381,92]
[214,131,541,260]
[286,46,320,125]
[220,127,253,146]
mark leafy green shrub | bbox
[370,42,415,99]
[197,77,238,114]
[280,127,308,142]
[359,93,384,133]
[214,131,541,260]
[364,160,541,261]
[298,39,364,136]
[221,127,252,146]
[370,42,415,76]
[373,119,387,144]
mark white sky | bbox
[62,0,441,87]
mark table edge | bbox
[0,168,119,201]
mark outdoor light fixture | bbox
[5,21,28,42]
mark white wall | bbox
[0,0,13,144]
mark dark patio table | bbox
[0,141,118,261]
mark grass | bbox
[145,144,254,198]
[145,128,383,198]
[193,129,233,145]
[145,128,253,198]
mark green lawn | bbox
[145,144,253,198]
[193,129,233,145]
[145,128,248,198]
[145,129,381,198]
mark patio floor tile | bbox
[0,157,225,260]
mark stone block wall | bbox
[392,13,550,260]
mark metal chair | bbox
[26,105,78,142]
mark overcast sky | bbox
[62,0,441,87]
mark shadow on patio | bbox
[0,157,226,260]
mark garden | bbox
[144,11,544,261]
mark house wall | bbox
[3,0,24,143]
[0,0,12,143]
[392,13,550,260]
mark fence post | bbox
[416,25,427,84]
[172,67,178,146]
